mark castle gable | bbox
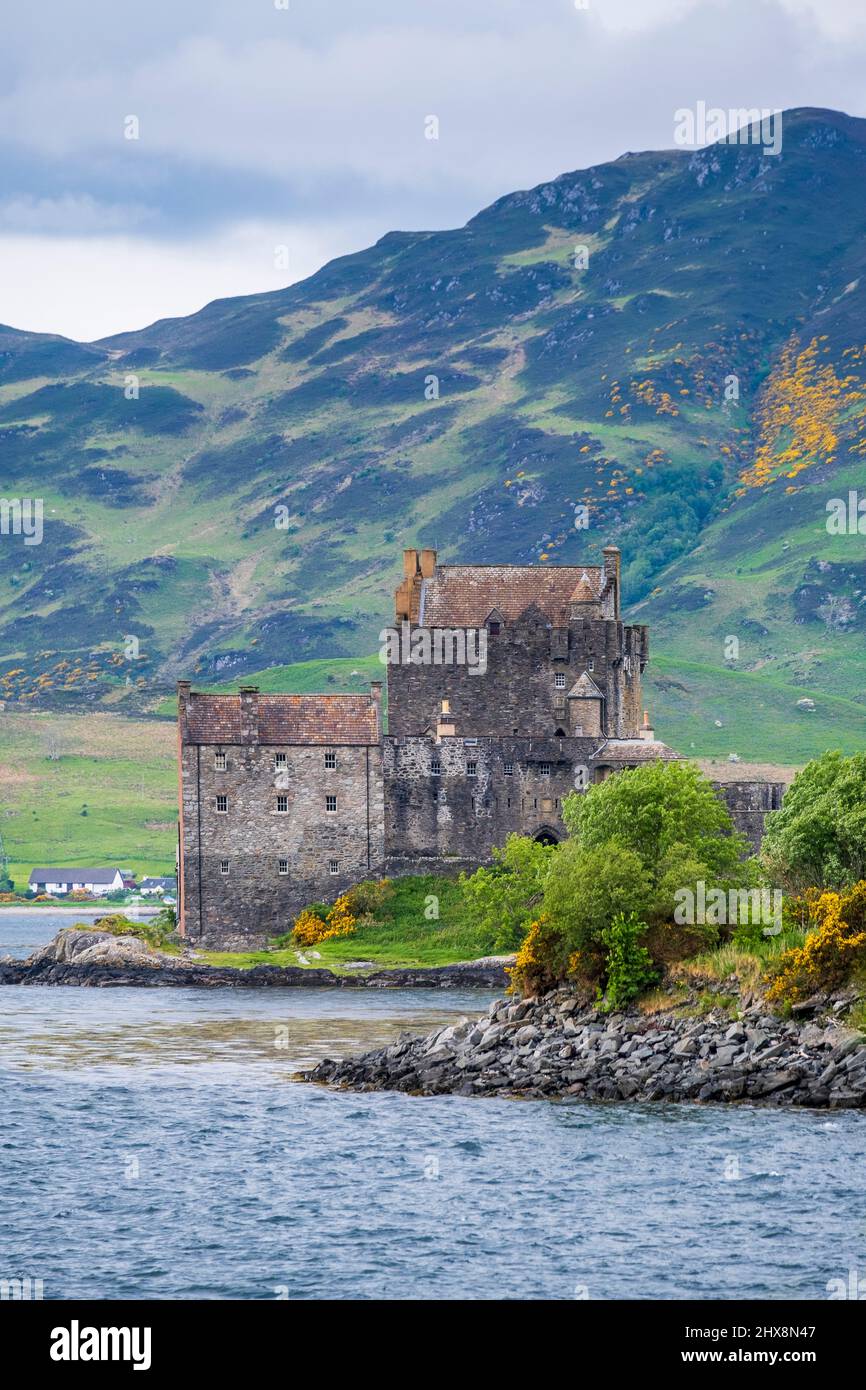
[567,672,604,700]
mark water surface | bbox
[2,912,863,1300]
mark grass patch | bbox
[195,875,500,972]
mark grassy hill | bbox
[1,105,865,768]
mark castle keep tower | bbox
[383,547,678,874]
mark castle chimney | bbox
[177,680,192,740]
[436,698,455,742]
[370,680,383,734]
[602,544,621,619]
[420,548,437,579]
[403,549,420,579]
[640,710,655,742]
[238,685,260,744]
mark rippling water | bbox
[2,912,864,1300]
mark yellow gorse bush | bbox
[765,882,866,1006]
[291,894,358,947]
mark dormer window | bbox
[485,608,505,635]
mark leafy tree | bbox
[459,834,554,952]
[761,751,866,892]
[512,762,758,996]
[562,760,748,880]
[542,840,648,955]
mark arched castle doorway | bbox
[533,827,560,846]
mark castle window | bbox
[329,860,340,875]
[488,621,500,636]
[540,762,551,776]
[533,797,538,809]
[466,760,477,777]
[276,795,288,813]
[274,753,287,771]
[278,860,289,876]
[587,659,595,672]
[504,761,513,775]
[324,751,337,770]
[554,673,566,689]
[219,860,229,875]
[507,797,512,809]
[214,752,226,771]
[326,795,337,813]
[431,758,442,776]
[215,795,228,814]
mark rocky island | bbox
[303,978,866,1108]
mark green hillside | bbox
[1,106,865,764]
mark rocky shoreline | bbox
[302,983,866,1108]
[0,928,510,990]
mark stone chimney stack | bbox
[238,686,260,744]
[370,680,383,734]
[602,544,621,619]
[639,710,655,742]
[396,549,423,621]
[436,698,455,742]
[177,680,191,740]
[420,548,437,578]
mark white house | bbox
[28,868,125,897]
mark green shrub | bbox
[599,912,657,1011]
[460,834,554,952]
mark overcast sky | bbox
[3,0,866,341]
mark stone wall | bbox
[180,741,384,949]
[714,780,786,854]
[383,733,600,866]
[386,614,648,740]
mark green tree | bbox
[542,840,648,955]
[562,760,747,880]
[459,834,554,952]
[761,751,866,892]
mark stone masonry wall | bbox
[181,742,384,949]
[383,734,600,869]
[386,613,648,739]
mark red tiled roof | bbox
[419,565,604,626]
[183,692,379,745]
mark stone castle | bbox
[177,546,782,948]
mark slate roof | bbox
[29,867,123,885]
[590,738,681,765]
[419,565,604,627]
[183,692,380,746]
[568,672,604,699]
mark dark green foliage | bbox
[761,751,866,891]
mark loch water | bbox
[1,912,863,1300]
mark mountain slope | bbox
[1,105,865,759]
